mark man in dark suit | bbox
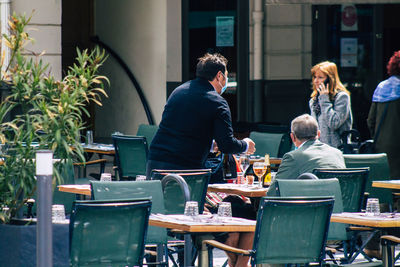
[146,53,255,177]
[274,113,345,180]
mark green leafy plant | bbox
[0,13,109,223]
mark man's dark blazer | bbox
[148,78,247,169]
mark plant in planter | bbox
[0,13,109,223]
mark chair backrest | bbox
[151,169,211,214]
[90,180,167,245]
[69,199,151,267]
[274,178,347,240]
[53,160,76,214]
[253,124,293,157]
[249,131,285,158]
[112,134,148,179]
[136,124,158,146]
[253,197,334,265]
[344,153,392,205]
[312,168,368,212]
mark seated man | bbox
[224,114,346,267]
[273,113,346,180]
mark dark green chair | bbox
[249,131,285,158]
[273,178,346,242]
[150,169,211,214]
[69,198,151,267]
[312,168,369,212]
[90,176,190,266]
[204,197,334,267]
[344,153,392,208]
[136,124,158,147]
[112,134,148,180]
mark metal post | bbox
[36,150,53,267]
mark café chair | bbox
[344,153,392,210]
[69,198,152,267]
[381,235,400,267]
[136,123,158,148]
[90,175,190,266]
[151,169,211,214]
[249,131,285,158]
[112,134,148,180]
[312,168,369,212]
[204,196,334,267]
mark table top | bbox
[58,184,91,196]
[149,214,256,232]
[372,180,400,190]
[250,157,281,165]
[331,212,400,228]
[208,183,268,198]
[82,143,115,155]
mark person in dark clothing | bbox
[146,53,255,178]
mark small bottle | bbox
[244,162,256,183]
[262,154,272,187]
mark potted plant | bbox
[0,12,108,265]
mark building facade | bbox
[5,0,400,140]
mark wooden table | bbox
[207,183,268,198]
[58,184,91,196]
[150,214,256,267]
[372,180,400,190]
[250,157,281,165]
[82,143,115,155]
[331,212,400,228]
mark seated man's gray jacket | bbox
[267,139,345,196]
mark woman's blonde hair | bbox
[311,61,350,101]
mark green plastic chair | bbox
[90,176,190,266]
[274,178,346,241]
[312,168,369,212]
[112,134,148,180]
[150,169,211,214]
[249,131,285,158]
[136,124,158,147]
[69,198,152,267]
[204,197,334,267]
[344,153,392,207]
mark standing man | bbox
[147,53,255,177]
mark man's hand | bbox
[212,140,219,153]
[243,138,256,155]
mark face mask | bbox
[219,74,228,95]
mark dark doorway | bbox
[62,0,95,131]
[182,0,249,122]
[312,4,400,141]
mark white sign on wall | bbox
[216,16,234,47]
[341,38,358,67]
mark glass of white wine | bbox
[253,162,267,188]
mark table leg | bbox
[184,234,193,267]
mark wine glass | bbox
[239,154,250,173]
[253,162,267,187]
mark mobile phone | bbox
[324,78,329,87]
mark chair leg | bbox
[382,240,395,267]
[207,245,213,267]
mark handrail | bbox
[90,36,155,125]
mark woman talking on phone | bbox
[309,61,353,148]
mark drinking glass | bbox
[239,154,250,173]
[217,202,232,218]
[86,130,93,145]
[184,201,199,217]
[253,162,267,187]
[100,173,112,182]
[136,175,147,181]
[52,205,66,223]
[366,198,380,216]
